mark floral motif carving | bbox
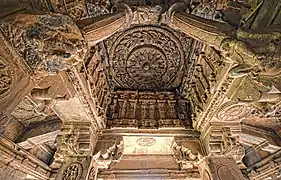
[136,138,156,147]
[0,57,14,99]
[62,162,83,180]
[217,102,252,122]
[108,26,185,90]
[132,6,162,24]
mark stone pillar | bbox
[199,156,246,180]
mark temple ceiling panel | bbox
[102,25,193,91]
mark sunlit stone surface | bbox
[0,0,281,180]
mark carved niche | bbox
[1,13,87,74]
[104,25,192,91]
[0,57,14,99]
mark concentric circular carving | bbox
[137,138,156,147]
[0,57,14,99]
[109,26,184,90]
[217,165,238,180]
[217,102,251,121]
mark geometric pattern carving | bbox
[62,162,83,180]
[217,102,252,122]
[0,57,14,99]
[109,26,185,90]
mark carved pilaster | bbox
[52,121,98,180]
[201,125,246,166]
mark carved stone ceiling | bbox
[103,25,193,91]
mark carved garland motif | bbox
[109,26,184,90]
[0,57,14,99]
[62,162,83,180]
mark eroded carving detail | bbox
[0,57,14,99]
[1,13,87,74]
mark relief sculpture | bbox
[0,57,14,99]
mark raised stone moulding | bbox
[217,101,252,122]
[0,57,14,99]
[136,138,156,147]
[62,162,83,180]
[109,25,184,90]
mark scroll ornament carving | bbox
[62,162,83,180]
[221,131,245,163]
[1,13,87,74]
[108,26,185,90]
[61,128,81,156]
[88,166,96,180]
[0,57,14,99]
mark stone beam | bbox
[0,134,52,179]
[169,11,235,49]
[78,3,132,46]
